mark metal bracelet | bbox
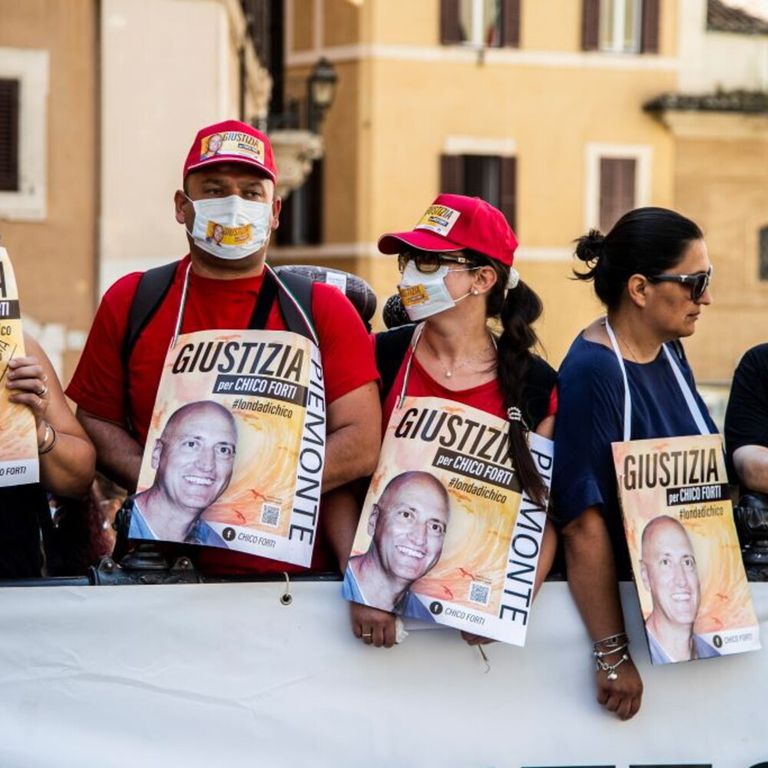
[593,643,628,659]
[593,631,627,648]
[592,632,628,655]
[595,652,629,681]
[38,423,58,455]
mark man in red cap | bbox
[67,119,381,575]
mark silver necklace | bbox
[426,334,497,378]
[603,318,640,364]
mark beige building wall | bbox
[0,0,97,377]
[99,0,271,293]
[281,0,679,367]
[679,0,768,92]
[663,114,768,381]
[658,2,768,386]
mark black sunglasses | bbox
[646,265,713,303]
[397,251,476,275]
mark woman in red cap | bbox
[343,194,558,648]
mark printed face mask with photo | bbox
[397,261,473,322]
[187,194,272,261]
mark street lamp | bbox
[307,57,338,133]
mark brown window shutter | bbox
[641,0,660,53]
[759,225,768,281]
[440,154,464,194]
[599,158,636,232]
[306,157,323,245]
[0,79,20,192]
[499,156,517,232]
[440,0,462,45]
[276,159,323,246]
[581,0,600,51]
[500,0,521,48]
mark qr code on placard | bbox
[468,581,490,606]
[260,502,281,527]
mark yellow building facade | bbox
[277,0,680,368]
[0,0,98,375]
[649,107,768,384]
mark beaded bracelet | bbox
[592,632,630,680]
[595,652,630,681]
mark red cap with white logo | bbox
[378,194,518,266]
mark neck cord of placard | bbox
[603,317,645,364]
[170,261,194,348]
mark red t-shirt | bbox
[67,257,379,574]
[381,349,558,429]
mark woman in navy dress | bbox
[553,207,715,720]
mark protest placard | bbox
[613,433,760,663]
[344,396,552,646]
[133,328,325,566]
[0,247,38,487]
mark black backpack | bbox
[121,262,316,368]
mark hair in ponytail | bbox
[469,252,548,505]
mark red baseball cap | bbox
[182,119,278,184]
[378,194,518,266]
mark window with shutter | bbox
[585,0,658,54]
[759,225,768,281]
[442,0,518,48]
[599,157,636,232]
[0,47,48,220]
[276,159,324,246]
[0,78,20,192]
[440,153,516,230]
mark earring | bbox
[472,289,479,295]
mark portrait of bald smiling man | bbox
[640,516,720,663]
[130,401,237,547]
[344,471,451,621]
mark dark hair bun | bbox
[574,229,605,264]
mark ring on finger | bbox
[361,632,372,639]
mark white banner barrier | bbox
[0,580,765,768]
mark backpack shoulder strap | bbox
[272,267,318,344]
[375,324,417,402]
[122,261,178,366]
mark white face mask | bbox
[186,194,272,260]
[397,261,473,322]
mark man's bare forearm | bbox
[733,445,768,494]
[321,484,365,571]
[76,408,144,492]
[322,382,381,493]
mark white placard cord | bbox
[171,261,193,349]
[603,318,711,442]
[396,322,425,409]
